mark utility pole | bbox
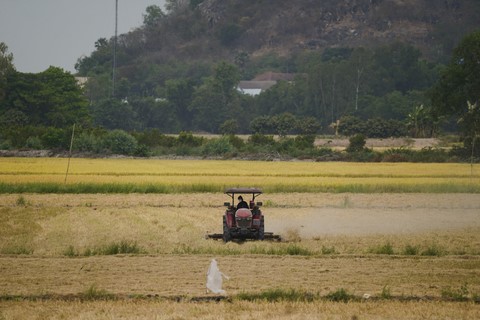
[112,0,118,97]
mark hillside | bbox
[103,0,480,69]
[196,0,477,60]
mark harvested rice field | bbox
[0,159,479,319]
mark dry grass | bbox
[0,300,478,320]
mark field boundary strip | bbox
[0,293,478,304]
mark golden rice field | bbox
[0,158,479,319]
[0,157,479,193]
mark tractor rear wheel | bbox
[258,217,265,240]
[223,216,231,242]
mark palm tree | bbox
[458,101,480,170]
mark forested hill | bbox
[77,0,479,78]
[163,0,479,62]
[60,0,480,137]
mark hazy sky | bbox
[0,0,166,73]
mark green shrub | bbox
[321,246,336,254]
[1,244,33,255]
[365,118,408,138]
[421,244,444,256]
[285,244,313,256]
[202,137,235,156]
[338,116,407,138]
[78,240,142,256]
[294,135,316,149]
[174,145,200,156]
[1,125,42,148]
[272,113,298,137]
[134,129,176,148]
[403,244,420,255]
[250,116,275,134]
[101,240,141,255]
[338,115,365,136]
[246,244,314,256]
[382,148,412,162]
[226,134,245,150]
[83,284,114,300]
[382,147,450,163]
[413,147,449,162]
[74,132,102,153]
[462,136,480,157]
[0,138,12,150]
[134,144,150,157]
[441,284,470,301]
[298,117,321,135]
[41,127,68,149]
[346,134,366,153]
[177,131,203,147]
[219,119,239,135]
[345,149,381,162]
[63,245,78,257]
[275,137,295,153]
[325,288,355,302]
[369,242,394,255]
[24,136,43,149]
[237,289,317,302]
[248,133,275,146]
[101,130,138,155]
[16,196,27,206]
[381,285,392,299]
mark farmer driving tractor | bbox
[236,195,249,209]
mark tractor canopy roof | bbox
[225,187,262,196]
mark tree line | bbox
[73,41,439,136]
[0,29,479,160]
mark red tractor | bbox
[206,188,281,242]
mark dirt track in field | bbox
[265,193,480,237]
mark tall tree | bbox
[457,101,480,163]
[431,30,480,117]
[2,67,90,127]
[372,42,425,95]
[75,38,113,76]
[165,78,194,129]
[212,62,240,104]
[143,5,165,28]
[189,80,225,132]
[165,0,189,14]
[348,47,374,112]
[0,43,14,75]
[0,42,15,102]
[91,98,136,130]
[189,62,241,132]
